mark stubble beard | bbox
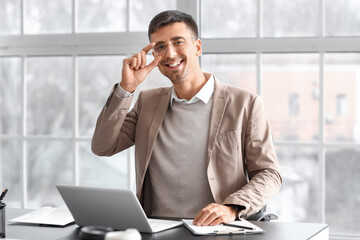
[159,58,189,84]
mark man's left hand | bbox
[193,203,237,226]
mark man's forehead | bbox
[150,22,193,42]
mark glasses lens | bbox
[154,43,166,56]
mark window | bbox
[336,94,347,116]
[289,93,299,116]
[1,0,360,238]
[0,0,21,34]
[262,54,319,142]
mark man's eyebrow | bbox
[171,36,186,41]
[154,36,186,45]
[154,41,165,45]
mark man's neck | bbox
[173,72,211,100]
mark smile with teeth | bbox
[165,60,183,68]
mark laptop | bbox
[56,185,183,233]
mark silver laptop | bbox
[56,185,183,233]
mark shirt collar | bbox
[170,75,215,106]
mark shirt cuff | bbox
[115,83,134,98]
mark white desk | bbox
[5,208,329,240]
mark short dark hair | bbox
[148,10,199,41]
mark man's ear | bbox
[195,39,202,56]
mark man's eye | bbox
[155,45,165,51]
[174,40,184,46]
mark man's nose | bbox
[164,44,177,58]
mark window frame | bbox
[0,0,360,238]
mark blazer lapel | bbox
[207,78,228,163]
[145,88,172,165]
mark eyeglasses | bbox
[153,37,189,56]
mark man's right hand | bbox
[120,42,162,93]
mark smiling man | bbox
[92,10,281,226]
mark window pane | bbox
[0,57,22,135]
[0,140,22,208]
[262,0,319,37]
[0,0,20,34]
[79,141,128,188]
[77,0,126,33]
[130,0,176,32]
[201,54,257,94]
[324,53,360,143]
[326,0,360,36]
[78,56,125,137]
[325,148,360,236]
[27,57,73,136]
[267,147,321,222]
[201,0,256,38]
[24,0,71,34]
[262,54,319,141]
[27,140,74,208]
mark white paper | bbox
[9,206,74,226]
[182,219,264,235]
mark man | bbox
[92,10,281,226]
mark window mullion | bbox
[20,0,24,35]
[126,0,130,32]
[21,56,27,208]
[319,51,326,223]
[73,55,79,185]
[177,0,199,25]
[72,0,76,33]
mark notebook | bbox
[9,206,74,226]
[56,185,182,233]
[182,218,264,235]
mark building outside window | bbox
[336,94,347,116]
[289,93,300,117]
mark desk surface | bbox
[5,208,328,240]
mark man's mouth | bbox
[164,59,184,69]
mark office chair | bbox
[246,206,278,222]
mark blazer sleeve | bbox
[223,95,282,217]
[91,84,141,156]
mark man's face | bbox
[150,22,202,83]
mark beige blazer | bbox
[92,78,281,217]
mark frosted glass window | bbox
[324,53,360,143]
[78,56,125,137]
[325,149,360,236]
[336,94,347,116]
[77,0,126,33]
[24,0,71,34]
[326,0,360,36]
[262,0,319,37]
[0,0,20,34]
[0,58,22,135]
[201,0,256,38]
[130,0,177,32]
[79,141,128,189]
[267,147,321,223]
[201,54,257,93]
[0,140,22,208]
[27,57,73,136]
[27,140,74,208]
[79,54,169,135]
[289,93,299,116]
[262,54,319,141]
